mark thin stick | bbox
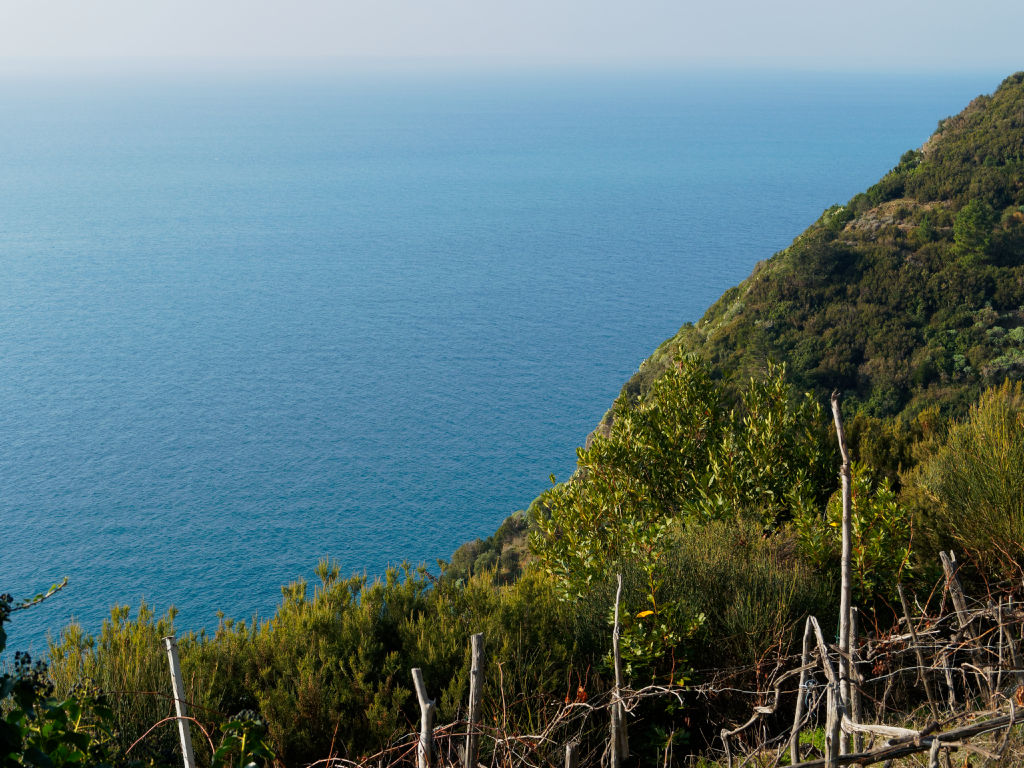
[940,551,971,631]
[126,715,216,757]
[565,741,578,768]
[825,682,840,768]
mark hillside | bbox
[623,71,1024,422]
[453,70,1024,583]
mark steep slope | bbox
[624,71,1024,421]
[451,72,1024,581]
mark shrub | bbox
[794,464,913,604]
[914,380,1024,580]
[666,518,832,670]
[532,357,834,682]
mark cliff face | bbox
[621,71,1024,422]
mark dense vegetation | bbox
[623,72,1024,428]
[4,72,1024,767]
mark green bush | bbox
[914,380,1024,580]
[45,563,607,767]
[666,518,832,670]
[532,357,833,682]
[793,463,914,604]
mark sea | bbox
[0,67,1004,652]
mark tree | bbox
[954,199,995,263]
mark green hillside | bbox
[625,71,1024,422]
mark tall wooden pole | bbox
[830,390,852,755]
[464,633,484,768]
[163,635,197,768]
[610,574,629,768]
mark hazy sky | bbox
[0,0,1020,72]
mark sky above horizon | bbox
[0,0,1020,73]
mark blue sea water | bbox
[0,68,1004,651]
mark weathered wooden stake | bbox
[940,550,988,701]
[412,668,436,768]
[162,635,197,768]
[997,597,1006,698]
[939,649,958,712]
[464,633,484,768]
[824,682,841,768]
[830,391,853,756]
[897,584,940,719]
[564,741,579,768]
[790,617,815,766]
[610,573,629,768]
[939,551,970,631]
[1001,598,1023,685]
[849,607,863,753]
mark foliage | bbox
[793,464,913,603]
[1,589,118,768]
[531,356,833,680]
[954,199,996,263]
[912,380,1024,580]
[665,519,832,670]
[618,72,1024,428]
[531,355,721,600]
[446,511,530,584]
[46,564,606,766]
[210,712,274,768]
[695,365,833,526]
[46,602,192,765]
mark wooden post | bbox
[412,668,436,768]
[897,584,940,719]
[939,551,970,630]
[940,550,987,701]
[849,607,863,753]
[564,741,579,768]
[831,391,853,755]
[939,649,958,712]
[802,616,840,768]
[464,633,484,768]
[162,635,197,768]
[790,617,814,765]
[1000,598,1023,685]
[610,574,629,768]
[824,681,841,768]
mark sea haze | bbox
[0,68,999,650]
